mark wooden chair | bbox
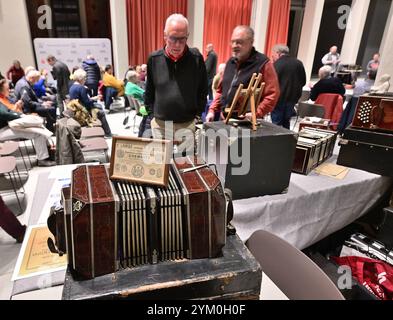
[224,73,265,131]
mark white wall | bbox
[0,0,35,75]
[340,0,370,64]
[377,1,393,90]
[188,0,205,53]
[297,0,325,81]
[251,0,270,54]
[110,0,129,78]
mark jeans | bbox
[36,105,57,133]
[271,102,296,130]
[95,109,112,136]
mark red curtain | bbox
[264,0,291,59]
[203,0,253,66]
[126,0,188,67]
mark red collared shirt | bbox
[165,46,187,62]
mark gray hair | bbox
[164,14,189,34]
[26,69,40,79]
[218,63,226,74]
[126,70,139,82]
[319,66,332,79]
[73,69,87,82]
[24,66,35,75]
[233,25,255,40]
[273,44,289,55]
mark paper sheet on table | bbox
[12,225,67,281]
[37,177,71,225]
[315,163,350,180]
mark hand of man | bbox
[43,101,52,108]
[15,100,24,112]
[205,112,215,123]
[245,112,253,122]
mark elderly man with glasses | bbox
[144,13,208,154]
[206,26,280,123]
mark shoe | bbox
[16,225,27,243]
[37,159,56,167]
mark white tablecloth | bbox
[233,155,392,250]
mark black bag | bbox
[47,206,66,256]
[337,127,393,177]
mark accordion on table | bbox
[292,127,338,175]
[352,95,393,131]
[298,117,331,131]
[56,157,228,280]
[337,95,393,176]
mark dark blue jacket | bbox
[69,83,94,111]
[82,59,101,87]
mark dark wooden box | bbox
[337,126,393,177]
[62,235,262,300]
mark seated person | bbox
[125,71,145,103]
[32,69,55,101]
[14,70,57,133]
[69,69,112,137]
[0,80,56,167]
[310,66,346,101]
[103,65,125,110]
[367,53,380,73]
[0,195,26,243]
[353,70,377,98]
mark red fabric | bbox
[6,66,24,85]
[0,196,25,240]
[165,45,187,62]
[203,0,252,66]
[264,0,291,59]
[126,0,188,67]
[315,93,344,130]
[209,60,280,118]
[333,256,393,300]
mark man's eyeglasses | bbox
[167,36,188,44]
[230,38,252,46]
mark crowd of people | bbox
[0,13,390,243]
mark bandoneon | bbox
[62,157,228,280]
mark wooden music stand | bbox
[224,73,265,131]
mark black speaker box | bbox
[199,121,298,200]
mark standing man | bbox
[47,55,70,115]
[271,44,306,129]
[205,44,218,101]
[145,13,208,152]
[322,46,341,75]
[82,55,101,97]
[6,60,25,88]
[206,26,280,123]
